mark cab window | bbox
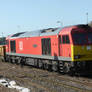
[59,36,62,44]
[62,35,70,44]
[88,33,92,43]
[72,33,87,45]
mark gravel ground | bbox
[0,60,92,92]
[0,85,18,92]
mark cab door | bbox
[59,35,71,57]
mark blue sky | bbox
[0,0,92,37]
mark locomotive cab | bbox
[71,27,92,62]
[70,25,92,74]
[59,25,92,74]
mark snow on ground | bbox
[0,78,30,92]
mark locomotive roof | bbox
[10,24,90,39]
[10,27,61,38]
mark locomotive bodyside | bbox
[6,28,71,61]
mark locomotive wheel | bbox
[48,64,52,71]
[11,59,16,64]
[69,67,75,76]
[8,57,12,63]
[44,63,49,70]
[9,58,12,63]
[63,63,70,74]
[15,59,18,65]
[5,56,9,62]
[21,58,26,65]
[15,59,20,65]
[52,64,58,72]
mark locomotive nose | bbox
[71,45,92,61]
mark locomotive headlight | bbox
[87,46,91,50]
[74,55,80,59]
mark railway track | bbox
[0,60,92,92]
[16,70,92,92]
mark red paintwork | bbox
[6,35,59,56]
[59,27,73,57]
[16,37,41,55]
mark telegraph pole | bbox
[86,12,88,24]
[2,32,4,38]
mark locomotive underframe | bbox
[5,53,92,75]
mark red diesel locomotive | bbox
[5,24,92,74]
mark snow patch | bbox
[0,78,30,92]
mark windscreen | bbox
[88,33,92,43]
[72,33,92,45]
